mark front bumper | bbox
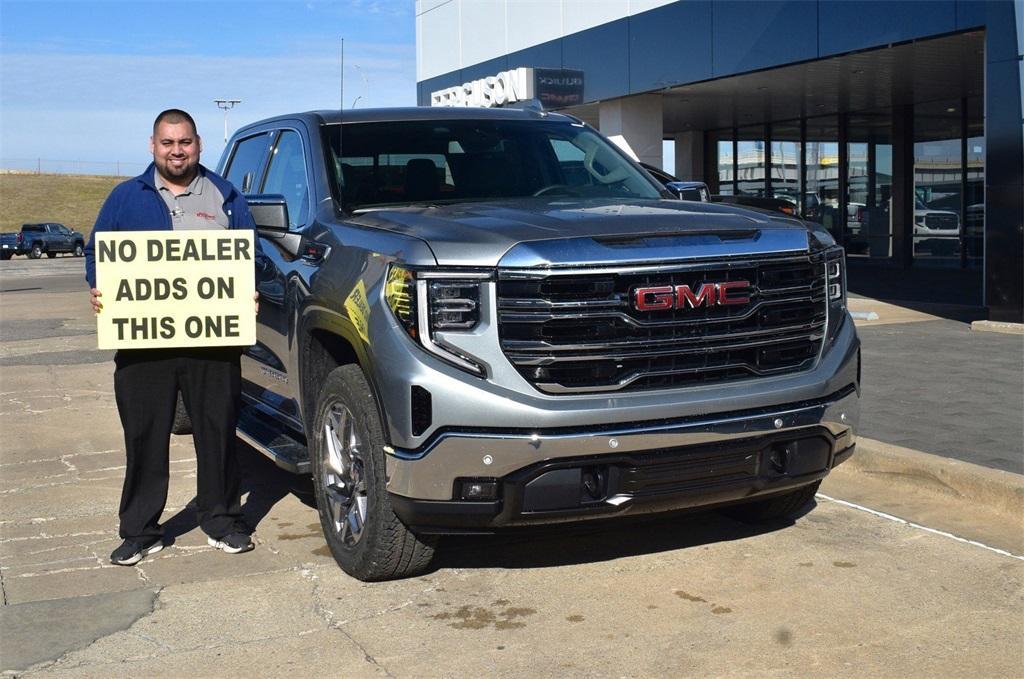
[386,385,858,531]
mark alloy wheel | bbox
[321,402,368,545]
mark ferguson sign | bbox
[431,67,584,108]
[431,68,533,107]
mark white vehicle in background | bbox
[913,198,960,256]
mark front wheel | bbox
[720,481,821,523]
[311,364,436,581]
[46,252,57,259]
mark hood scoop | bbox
[594,230,760,248]
[499,227,810,269]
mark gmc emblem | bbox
[633,281,750,311]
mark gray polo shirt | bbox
[155,169,230,230]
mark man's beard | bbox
[159,159,196,180]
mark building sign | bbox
[534,68,584,108]
[431,68,533,107]
[95,231,256,350]
[431,67,584,109]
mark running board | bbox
[236,407,310,474]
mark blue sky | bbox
[0,0,417,173]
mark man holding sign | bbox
[85,109,258,565]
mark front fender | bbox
[296,304,376,432]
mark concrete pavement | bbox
[848,296,1024,474]
[1,258,1021,677]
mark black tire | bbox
[46,251,57,258]
[0,252,11,261]
[171,392,193,435]
[73,242,84,257]
[29,244,42,259]
[311,364,436,581]
[720,481,821,523]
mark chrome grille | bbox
[924,214,958,230]
[498,256,827,394]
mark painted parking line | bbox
[817,492,1024,561]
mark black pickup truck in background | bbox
[0,223,86,259]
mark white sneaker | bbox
[207,533,254,554]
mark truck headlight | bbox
[385,265,488,375]
[384,265,417,338]
[827,255,845,304]
[824,247,847,342]
[429,280,480,330]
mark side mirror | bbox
[246,194,302,257]
[247,194,290,233]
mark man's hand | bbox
[254,291,260,314]
[90,288,102,314]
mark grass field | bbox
[0,173,123,240]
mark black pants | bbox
[114,348,247,541]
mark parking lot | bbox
[1,258,1021,677]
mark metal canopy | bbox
[566,30,984,134]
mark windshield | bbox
[323,119,663,210]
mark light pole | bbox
[213,99,242,143]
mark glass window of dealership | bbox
[709,97,985,269]
[417,1,1024,320]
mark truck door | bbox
[221,131,285,413]
[244,128,313,426]
[46,225,60,251]
[55,225,72,252]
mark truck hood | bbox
[349,198,827,267]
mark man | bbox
[86,109,257,565]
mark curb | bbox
[840,437,1024,518]
[971,320,1024,335]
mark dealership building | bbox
[416,0,1023,322]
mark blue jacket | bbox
[85,163,256,288]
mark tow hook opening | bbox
[769,443,791,474]
[581,465,609,503]
[522,464,611,512]
[763,437,831,477]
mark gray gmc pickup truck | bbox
[217,107,860,581]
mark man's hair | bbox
[153,109,198,136]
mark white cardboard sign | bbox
[95,231,256,350]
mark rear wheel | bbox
[720,481,821,523]
[0,252,11,261]
[29,244,42,259]
[73,243,84,257]
[311,364,436,581]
